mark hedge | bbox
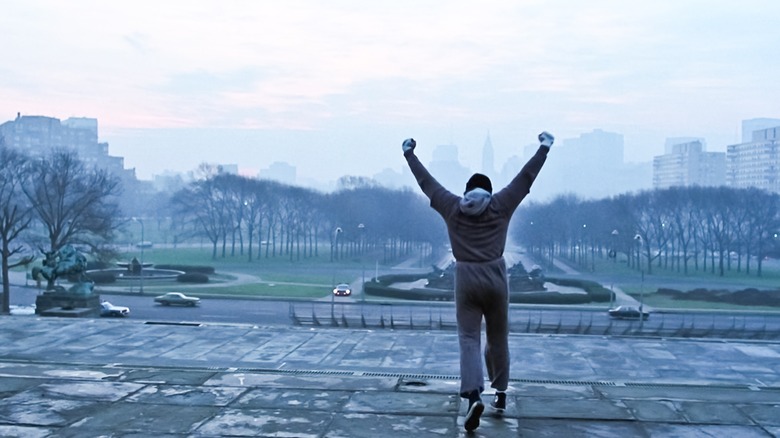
[156,264,216,275]
[177,272,210,283]
[366,274,611,304]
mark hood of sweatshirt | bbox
[459,188,491,216]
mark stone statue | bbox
[32,244,94,296]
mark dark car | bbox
[608,305,649,320]
[154,292,200,306]
[100,301,130,317]
[332,283,352,296]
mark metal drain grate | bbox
[511,378,617,386]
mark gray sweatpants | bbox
[454,258,510,398]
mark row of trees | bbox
[168,167,447,264]
[515,186,780,277]
[0,143,121,313]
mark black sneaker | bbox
[465,399,484,432]
[491,392,506,414]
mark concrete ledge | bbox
[40,307,98,317]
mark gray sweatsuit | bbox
[404,146,549,397]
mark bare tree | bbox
[0,144,35,314]
[22,149,122,255]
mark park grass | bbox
[624,290,780,312]
[534,252,780,312]
[125,245,370,284]
[99,245,368,299]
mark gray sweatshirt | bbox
[404,146,549,263]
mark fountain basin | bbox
[86,268,185,281]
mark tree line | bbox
[166,166,447,264]
[514,186,780,278]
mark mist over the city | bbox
[2,1,778,199]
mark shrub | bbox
[177,272,210,283]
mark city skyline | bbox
[2,2,779,184]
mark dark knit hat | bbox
[465,173,493,194]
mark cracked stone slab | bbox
[234,388,352,411]
[0,393,96,427]
[518,419,644,437]
[0,425,53,438]
[595,385,780,404]
[0,362,123,381]
[194,408,332,437]
[679,401,754,425]
[622,399,685,423]
[738,403,780,427]
[37,381,145,402]
[642,424,772,437]
[53,402,218,436]
[519,397,634,421]
[112,368,218,385]
[344,391,459,415]
[204,372,398,391]
[127,384,246,406]
[326,413,455,438]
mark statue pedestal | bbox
[35,291,101,317]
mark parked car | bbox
[608,305,649,320]
[154,292,200,306]
[332,283,352,296]
[100,301,130,317]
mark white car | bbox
[154,292,201,306]
[608,305,649,320]
[100,301,130,317]
[332,283,352,296]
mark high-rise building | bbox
[0,113,135,181]
[481,133,495,175]
[428,144,470,192]
[258,161,296,185]
[727,126,780,192]
[742,118,780,143]
[653,140,726,189]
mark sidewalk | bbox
[0,316,779,437]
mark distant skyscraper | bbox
[653,140,725,189]
[727,126,780,192]
[742,118,780,143]
[560,129,624,169]
[258,161,296,185]
[429,144,471,192]
[664,137,705,154]
[481,132,495,175]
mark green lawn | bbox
[94,244,380,299]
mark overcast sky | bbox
[2,1,779,183]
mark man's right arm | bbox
[494,132,553,211]
[402,138,457,210]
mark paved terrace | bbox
[0,316,779,437]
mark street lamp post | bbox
[331,227,342,325]
[609,229,619,308]
[634,234,645,327]
[133,217,145,295]
[358,223,366,303]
